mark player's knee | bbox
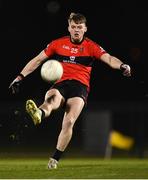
[51,89,61,96]
[63,117,76,130]
[45,89,61,101]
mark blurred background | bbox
[0,0,148,158]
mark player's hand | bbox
[9,74,24,94]
[120,64,131,77]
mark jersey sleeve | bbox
[44,41,55,57]
[92,42,107,59]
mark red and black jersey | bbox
[44,36,106,89]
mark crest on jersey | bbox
[79,47,84,53]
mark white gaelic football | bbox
[41,60,63,82]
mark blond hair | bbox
[68,12,87,24]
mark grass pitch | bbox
[0,154,148,179]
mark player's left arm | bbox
[100,53,131,77]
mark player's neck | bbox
[70,36,85,44]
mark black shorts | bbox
[50,80,89,104]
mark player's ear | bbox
[84,26,87,32]
[67,23,70,32]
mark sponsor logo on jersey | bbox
[62,45,70,50]
[70,56,75,61]
[63,56,76,64]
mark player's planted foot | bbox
[26,99,42,125]
[48,158,58,169]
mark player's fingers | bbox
[123,71,131,77]
[11,86,15,94]
[9,83,13,89]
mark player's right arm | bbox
[9,50,48,94]
[20,39,57,77]
[9,41,55,94]
[20,50,48,77]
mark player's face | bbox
[68,20,87,43]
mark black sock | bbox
[39,108,45,119]
[52,149,63,161]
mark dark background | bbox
[0,0,148,156]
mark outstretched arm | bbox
[100,53,131,77]
[20,50,48,77]
[9,50,48,94]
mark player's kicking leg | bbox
[26,99,42,125]
[26,89,65,126]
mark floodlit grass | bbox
[0,155,148,179]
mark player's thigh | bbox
[45,88,65,109]
[64,97,85,123]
